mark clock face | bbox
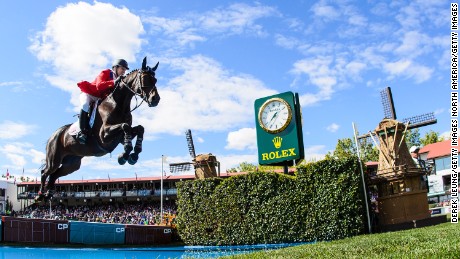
[258,98,292,133]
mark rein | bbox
[116,70,153,112]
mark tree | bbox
[405,129,421,148]
[360,139,379,162]
[228,162,258,173]
[325,138,357,160]
[421,130,443,146]
[326,137,379,162]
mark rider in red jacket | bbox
[76,59,129,144]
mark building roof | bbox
[16,169,294,186]
[419,140,452,160]
[17,174,198,186]
[365,161,379,167]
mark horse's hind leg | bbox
[128,125,144,165]
[45,155,82,199]
[36,158,61,201]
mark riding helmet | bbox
[112,59,129,70]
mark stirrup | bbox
[77,132,87,144]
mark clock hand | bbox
[267,111,278,125]
[268,112,280,128]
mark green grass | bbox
[226,223,460,259]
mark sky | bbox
[0,0,452,182]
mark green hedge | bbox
[175,157,366,245]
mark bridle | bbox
[117,69,157,112]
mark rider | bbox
[76,59,129,144]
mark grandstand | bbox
[7,172,243,214]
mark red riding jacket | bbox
[77,69,115,98]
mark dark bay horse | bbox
[36,57,160,201]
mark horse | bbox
[35,57,160,202]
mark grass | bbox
[226,223,460,258]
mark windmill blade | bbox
[169,162,193,173]
[403,112,437,130]
[357,131,377,142]
[186,129,197,158]
[357,133,379,147]
[380,87,397,119]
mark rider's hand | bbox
[114,76,124,85]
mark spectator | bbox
[16,202,177,226]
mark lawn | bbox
[226,222,459,258]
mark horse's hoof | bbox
[118,154,127,165]
[35,194,45,202]
[128,153,138,165]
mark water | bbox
[0,243,306,258]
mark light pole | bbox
[161,155,164,224]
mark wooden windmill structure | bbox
[357,87,437,226]
[169,129,220,179]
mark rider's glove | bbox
[114,76,124,86]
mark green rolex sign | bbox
[254,91,304,166]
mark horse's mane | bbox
[110,69,140,95]
[125,69,140,77]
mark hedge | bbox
[175,157,366,245]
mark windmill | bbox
[358,87,437,170]
[169,129,220,179]
[355,86,438,227]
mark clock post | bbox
[254,91,304,171]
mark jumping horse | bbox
[35,57,160,201]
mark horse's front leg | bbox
[128,125,144,165]
[102,123,134,165]
[118,123,134,165]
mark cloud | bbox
[29,2,144,96]
[290,56,336,106]
[134,55,276,136]
[225,128,257,150]
[274,34,300,49]
[199,3,278,35]
[288,0,446,99]
[311,1,340,21]
[0,81,23,87]
[0,121,37,140]
[303,145,326,162]
[143,3,278,50]
[326,123,340,133]
[433,108,444,115]
[218,153,258,172]
[395,1,446,31]
[0,142,45,170]
[383,59,433,83]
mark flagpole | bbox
[161,155,164,225]
[352,122,372,234]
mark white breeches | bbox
[79,92,100,112]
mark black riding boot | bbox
[77,110,89,144]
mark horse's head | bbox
[125,57,160,107]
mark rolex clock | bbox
[258,98,293,134]
[254,91,304,166]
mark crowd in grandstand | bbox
[16,202,177,226]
